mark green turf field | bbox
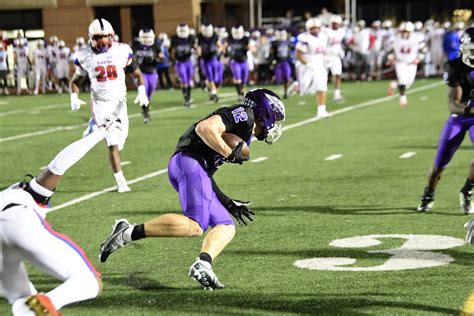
[1,79,473,315]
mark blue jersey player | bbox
[99,89,286,290]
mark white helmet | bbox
[357,20,366,28]
[275,29,288,41]
[442,21,451,29]
[37,39,45,48]
[201,23,214,38]
[138,28,155,46]
[372,20,381,28]
[251,30,261,39]
[231,25,245,40]
[399,21,414,32]
[382,20,392,29]
[76,36,85,45]
[49,35,58,44]
[305,18,322,31]
[414,21,423,31]
[58,40,65,48]
[330,15,342,25]
[88,18,115,52]
[455,21,465,30]
[176,23,190,38]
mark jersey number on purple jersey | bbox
[231,107,248,123]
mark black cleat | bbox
[460,189,472,215]
[417,187,434,212]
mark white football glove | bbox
[70,93,86,111]
[134,85,149,107]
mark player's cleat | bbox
[399,95,408,107]
[188,258,225,290]
[25,293,61,316]
[141,105,151,124]
[465,219,474,244]
[117,182,131,193]
[184,100,191,108]
[237,93,245,102]
[460,189,472,215]
[417,188,434,212]
[210,94,219,103]
[99,218,132,262]
[316,109,330,119]
[333,95,344,103]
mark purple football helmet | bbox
[460,27,474,67]
[243,88,286,144]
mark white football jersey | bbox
[0,50,8,71]
[394,33,419,64]
[324,27,345,57]
[34,48,48,69]
[73,43,133,101]
[57,47,71,67]
[47,45,58,63]
[296,31,328,67]
[14,46,29,67]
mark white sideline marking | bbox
[0,96,235,143]
[251,157,268,163]
[324,154,342,161]
[298,101,306,106]
[48,168,168,213]
[121,161,131,166]
[46,81,444,212]
[0,103,67,117]
[399,152,417,159]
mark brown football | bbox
[221,132,250,159]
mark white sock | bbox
[47,275,99,310]
[123,226,134,243]
[47,132,103,175]
[318,104,327,112]
[114,171,127,185]
[334,89,341,98]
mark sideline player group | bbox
[0,15,473,316]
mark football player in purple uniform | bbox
[228,25,250,101]
[132,28,162,123]
[271,29,293,99]
[99,89,286,290]
[198,23,222,103]
[418,27,474,214]
[171,23,196,107]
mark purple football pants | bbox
[168,152,235,231]
[434,115,474,169]
[175,60,193,86]
[230,60,249,83]
[143,72,158,101]
[274,61,291,84]
[202,57,222,84]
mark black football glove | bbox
[227,141,249,165]
[226,199,255,226]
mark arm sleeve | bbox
[211,176,232,208]
[73,57,88,76]
[443,61,459,88]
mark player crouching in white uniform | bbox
[1,181,101,315]
[387,21,420,107]
[295,18,330,118]
[70,18,149,193]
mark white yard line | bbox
[324,154,343,161]
[0,96,235,143]
[45,81,443,212]
[251,157,269,163]
[0,103,68,117]
[121,161,132,166]
[399,152,417,159]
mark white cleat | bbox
[465,219,474,244]
[117,183,131,193]
[399,95,408,107]
[189,258,225,290]
[316,110,331,119]
[332,95,344,103]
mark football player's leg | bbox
[46,130,104,180]
[419,117,466,211]
[315,71,329,118]
[230,60,242,96]
[186,60,194,101]
[15,209,101,310]
[460,158,474,214]
[332,58,343,101]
